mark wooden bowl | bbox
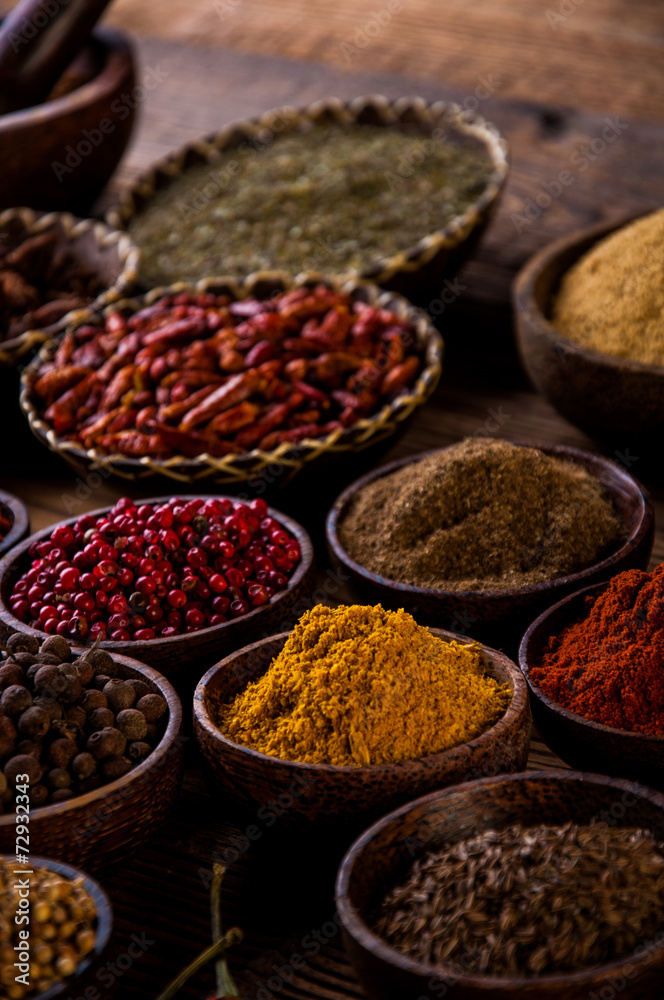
[107,94,508,303]
[0,27,136,216]
[519,579,664,788]
[0,652,183,871]
[0,206,140,367]
[0,487,29,557]
[336,770,664,1000]
[326,441,654,642]
[6,854,113,1000]
[513,214,664,440]
[194,628,531,832]
[0,496,314,677]
[20,272,443,486]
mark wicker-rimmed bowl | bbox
[0,495,314,676]
[513,214,664,441]
[0,651,183,870]
[0,487,29,557]
[336,770,664,1000]
[0,207,139,367]
[107,94,509,301]
[20,272,443,486]
[519,579,664,788]
[326,441,654,643]
[4,854,113,1000]
[194,628,531,832]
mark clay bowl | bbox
[326,441,654,645]
[0,496,314,677]
[107,94,508,304]
[520,579,664,788]
[0,652,183,871]
[0,206,140,367]
[194,628,531,833]
[4,854,113,999]
[513,214,664,441]
[0,487,29,557]
[336,770,664,1000]
[0,27,136,216]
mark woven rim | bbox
[20,271,443,484]
[106,93,509,286]
[0,206,140,367]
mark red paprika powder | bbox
[530,563,664,735]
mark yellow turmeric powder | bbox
[218,604,511,766]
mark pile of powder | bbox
[218,604,510,766]
[337,438,624,592]
[552,208,664,367]
[530,564,664,735]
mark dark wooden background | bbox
[0,10,663,998]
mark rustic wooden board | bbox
[1,38,664,1000]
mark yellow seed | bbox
[76,928,96,955]
[56,954,77,978]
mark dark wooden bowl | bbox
[107,95,508,304]
[6,854,113,1000]
[0,27,136,216]
[194,628,531,832]
[0,652,183,871]
[0,495,314,678]
[519,579,664,788]
[336,770,664,1000]
[326,441,654,643]
[513,214,664,440]
[0,487,29,556]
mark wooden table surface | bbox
[2,27,664,1000]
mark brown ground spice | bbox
[553,208,664,367]
[338,438,624,592]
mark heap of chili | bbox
[530,563,664,735]
[28,286,424,460]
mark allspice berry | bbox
[101,756,132,780]
[17,739,42,760]
[0,773,8,796]
[6,633,39,656]
[115,709,147,742]
[92,673,110,691]
[103,679,135,713]
[41,634,71,660]
[0,715,17,757]
[80,689,107,713]
[65,706,86,731]
[30,783,48,806]
[4,754,41,786]
[71,658,94,686]
[71,752,95,781]
[126,679,151,701]
[34,664,65,697]
[0,664,24,691]
[79,776,102,794]
[88,707,115,732]
[34,695,63,722]
[49,738,79,770]
[128,741,152,762]
[13,651,37,668]
[136,694,167,723]
[47,768,72,790]
[18,705,50,740]
[88,648,116,676]
[34,652,62,666]
[51,788,74,802]
[145,722,158,743]
[87,727,126,760]
[0,685,32,717]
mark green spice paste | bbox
[129,123,494,284]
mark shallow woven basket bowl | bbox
[0,206,139,367]
[0,496,314,677]
[194,628,531,833]
[520,579,664,789]
[0,487,30,557]
[20,272,443,486]
[326,441,654,643]
[0,652,183,871]
[513,213,664,441]
[4,854,114,1000]
[106,94,508,302]
[336,770,664,1000]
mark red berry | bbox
[110,629,131,641]
[160,529,180,552]
[161,626,179,637]
[209,613,228,626]
[247,584,270,606]
[226,568,245,588]
[249,498,268,518]
[185,608,206,628]
[211,595,230,615]
[167,589,186,609]
[117,567,134,588]
[230,599,249,618]
[59,566,79,589]
[134,628,156,641]
[187,547,207,569]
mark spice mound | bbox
[128,123,494,284]
[0,859,97,997]
[0,227,105,343]
[217,604,510,766]
[553,208,664,367]
[0,631,168,811]
[29,287,426,459]
[8,496,300,642]
[338,438,624,592]
[530,563,664,735]
[374,820,664,976]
